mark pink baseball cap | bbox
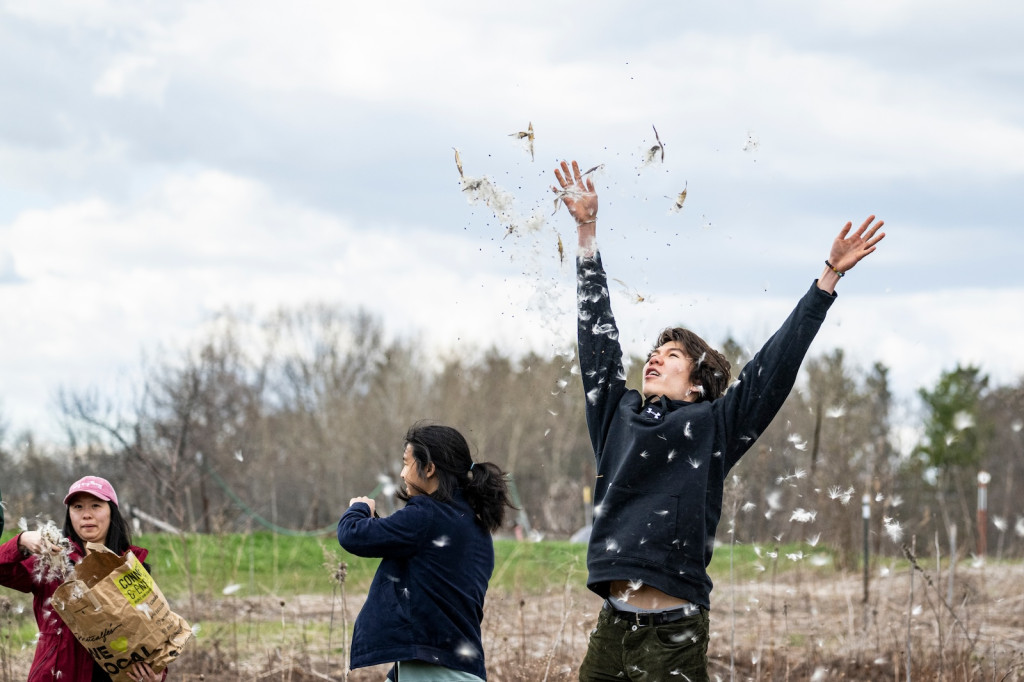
[63,476,119,507]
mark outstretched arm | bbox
[817,215,886,294]
[553,160,599,257]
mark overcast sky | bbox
[2,0,1023,442]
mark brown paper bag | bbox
[52,542,192,681]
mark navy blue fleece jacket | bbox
[337,489,492,680]
[577,252,835,609]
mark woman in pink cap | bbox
[0,475,164,682]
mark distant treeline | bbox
[2,303,1022,564]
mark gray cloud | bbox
[1,0,1023,437]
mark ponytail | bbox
[462,460,515,533]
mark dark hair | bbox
[63,499,134,556]
[653,327,732,402]
[397,421,516,532]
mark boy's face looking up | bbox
[642,341,698,402]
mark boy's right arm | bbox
[557,159,628,457]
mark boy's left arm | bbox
[720,215,886,468]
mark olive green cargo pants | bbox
[579,604,710,682]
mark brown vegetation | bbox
[6,562,1020,681]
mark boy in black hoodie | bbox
[554,159,885,681]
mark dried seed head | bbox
[322,547,348,585]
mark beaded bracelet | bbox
[825,260,845,277]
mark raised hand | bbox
[554,160,600,255]
[829,215,885,273]
[553,160,598,225]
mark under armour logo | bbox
[644,407,662,420]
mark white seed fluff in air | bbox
[883,517,904,543]
[790,509,816,523]
[456,642,480,659]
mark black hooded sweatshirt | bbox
[577,252,835,609]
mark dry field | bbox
[4,561,1022,681]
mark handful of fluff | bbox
[18,518,75,583]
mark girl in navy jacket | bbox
[338,422,514,681]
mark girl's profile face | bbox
[68,493,111,547]
[400,443,437,496]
